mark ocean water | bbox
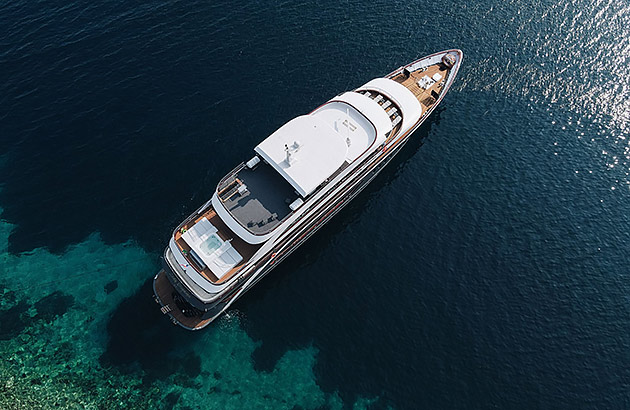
[1,0,629,409]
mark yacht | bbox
[153,50,463,330]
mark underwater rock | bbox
[0,286,17,307]
[0,300,30,340]
[53,341,74,364]
[180,354,201,378]
[104,280,118,295]
[163,392,180,409]
[208,386,221,394]
[33,291,75,323]
[172,373,202,389]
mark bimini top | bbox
[255,115,348,197]
[357,78,423,131]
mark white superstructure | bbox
[356,78,423,131]
[255,115,349,197]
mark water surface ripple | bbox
[1,0,629,409]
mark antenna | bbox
[285,142,299,165]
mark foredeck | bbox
[390,63,449,115]
[173,207,260,284]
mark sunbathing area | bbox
[173,207,259,284]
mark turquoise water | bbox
[0,205,376,409]
[1,0,629,408]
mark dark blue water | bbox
[1,0,629,408]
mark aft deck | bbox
[173,207,260,284]
[153,270,211,330]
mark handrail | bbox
[216,162,246,192]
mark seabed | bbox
[0,205,383,409]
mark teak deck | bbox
[154,270,210,330]
[391,63,447,113]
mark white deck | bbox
[312,92,393,162]
[253,78,425,199]
[311,100,374,162]
[255,115,348,197]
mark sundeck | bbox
[218,161,297,235]
[154,50,463,330]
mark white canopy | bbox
[255,115,348,197]
[357,78,422,131]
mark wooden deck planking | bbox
[154,270,211,330]
[391,63,449,112]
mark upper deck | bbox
[212,96,395,242]
[217,161,298,235]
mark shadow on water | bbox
[96,108,445,404]
[100,278,202,383]
[233,108,445,397]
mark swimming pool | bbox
[199,234,223,256]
